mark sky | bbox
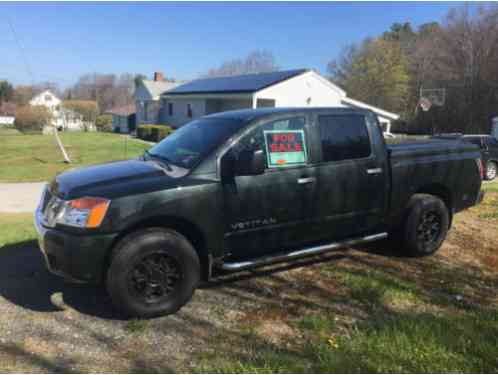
[1,1,460,87]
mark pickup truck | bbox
[35,108,484,318]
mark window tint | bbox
[229,116,308,171]
[318,115,371,162]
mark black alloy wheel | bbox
[128,252,182,304]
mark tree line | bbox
[328,4,498,134]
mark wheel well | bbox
[415,184,453,225]
[107,216,210,282]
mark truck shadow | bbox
[0,237,413,320]
[0,240,121,319]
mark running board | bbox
[218,232,388,272]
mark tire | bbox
[106,228,200,318]
[402,194,449,257]
[485,161,497,181]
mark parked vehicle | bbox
[35,108,484,318]
[433,134,498,180]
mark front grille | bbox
[41,187,52,213]
[41,188,64,227]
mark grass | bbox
[0,132,150,182]
[0,213,37,248]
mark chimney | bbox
[154,72,164,82]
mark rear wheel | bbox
[485,161,497,181]
[402,194,449,257]
[106,228,200,318]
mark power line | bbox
[7,13,35,84]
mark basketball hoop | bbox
[419,97,432,112]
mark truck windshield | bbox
[146,118,245,169]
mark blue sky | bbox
[1,2,459,87]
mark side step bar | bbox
[218,232,388,272]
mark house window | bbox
[168,103,173,116]
[187,104,193,118]
[144,102,148,121]
[45,94,51,101]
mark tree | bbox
[14,106,52,132]
[204,50,279,77]
[70,72,138,113]
[12,85,34,106]
[328,38,411,115]
[62,100,98,122]
[0,80,14,104]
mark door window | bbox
[318,115,371,162]
[229,116,308,171]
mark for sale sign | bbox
[263,130,308,167]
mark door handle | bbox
[366,168,383,175]
[297,177,316,184]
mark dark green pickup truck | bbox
[35,108,484,317]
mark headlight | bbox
[56,197,111,228]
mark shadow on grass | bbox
[0,240,118,319]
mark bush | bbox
[14,105,53,133]
[95,114,113,132]
[137,125,174,142]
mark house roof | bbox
[141,80,184,99]
[105,104,136,116]
[0,102,16,116]
[165,69,308,96]
[341,97,400,121]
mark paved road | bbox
[0,182,46,213]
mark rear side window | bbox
[318,115,371,162]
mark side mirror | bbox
[236,149,265,176]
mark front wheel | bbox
[485,161,497,181]
[402,194,449,257]
[106,228,200,318]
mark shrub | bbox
[95,114,113,132]
[137,125,174,142]
[14,105,53,133]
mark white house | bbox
[135,72,184,126]
[29,90,86,132]
[159,69,399,135]
[0,102,16,126]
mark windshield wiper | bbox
[144,150,173,171]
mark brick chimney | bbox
[154,72,164,82]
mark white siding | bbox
[255,71,345,107]
[163,99,206,127]
[0,116,15,126]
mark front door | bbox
[221,115,316,260]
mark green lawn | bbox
[0,132,150,182]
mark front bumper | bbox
[34,205,118,284]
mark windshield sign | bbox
[148,118,245,169]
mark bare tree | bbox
[204,50,279,78]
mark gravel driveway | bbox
[0,183,46,213]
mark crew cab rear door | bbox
[307,112,388,242]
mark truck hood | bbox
[50,159,188,200]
